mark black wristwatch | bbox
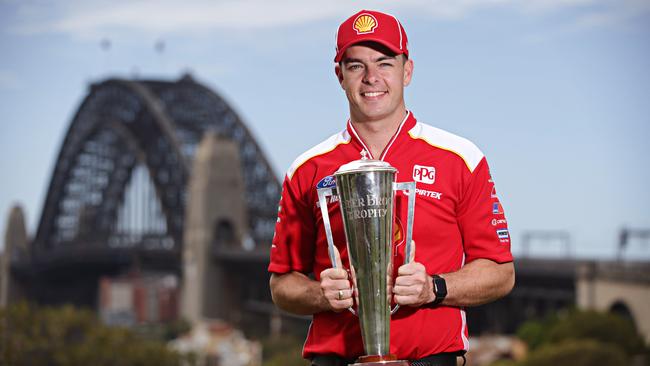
[430,275,447,306]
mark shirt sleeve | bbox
[268,173,316,274]
[457,157,513,264]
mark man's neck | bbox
[350,110,407,159]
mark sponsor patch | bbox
[413,165,436,184]
[496,229,509,240]
[316,175,336,189]
[492,202,503,215]
[416,188,442,200]
[492,218,508,226]
[354,14,378,34]
[491,185,498,198]
[315,195,339,208]
[402,188,442,200]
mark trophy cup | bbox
[317,155,416,366]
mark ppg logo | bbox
[412,165,436,184]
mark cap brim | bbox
[334,37,405,62]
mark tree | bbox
[0,302,194,366]
[261,335,309,366]
[516,309,644,357]
[521,340,627,366]
[507,309,648,366]
[545,310,645,356]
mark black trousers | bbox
[311,352,464,366]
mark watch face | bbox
[434,276,447,297]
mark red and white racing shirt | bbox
[269,111,512,360]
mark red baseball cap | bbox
[334,9,409,62]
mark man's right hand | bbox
[319,246,353,312]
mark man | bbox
[269,9,515,366]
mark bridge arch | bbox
[32,75,280,271]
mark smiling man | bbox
[269,9,515,366]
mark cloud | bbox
[572,0,650,29]
[7,0,353,37]
[517,0,596,14]
[4,0,649,39]
[520,0,650,43]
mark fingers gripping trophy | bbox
[318,152,416,366]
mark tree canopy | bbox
[0,302,193,366]
[506,309,648,366]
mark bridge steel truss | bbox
[30,75,280,275]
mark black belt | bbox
[311,352,462,366]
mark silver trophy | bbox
[317,155,415,365]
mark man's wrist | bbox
[427,275,436,303]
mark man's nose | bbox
[363,66,379,84]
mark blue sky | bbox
[1,0,649,259]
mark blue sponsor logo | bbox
[492,202,503,215]
[496,229,509,239]
[316,175,336,189]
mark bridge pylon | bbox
[1,205,29,307]
[181,131,250,324]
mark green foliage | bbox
[509,309,648,366]
[489,360,517,366]
[261,335,309,366]
[520,339,627,366]
[546,310,645,355]
[516,309,645,357]
[0,302,194,366]
[516,313,558,352]
[135,318,193,342]
[162,318,192,341]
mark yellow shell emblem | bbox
[353,14,378,34]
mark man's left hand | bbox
[393,262,434,307]
[393,241,435,307]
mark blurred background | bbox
[1,1,649,365]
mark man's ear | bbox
[403,59,414,87]
[335,64,345,88]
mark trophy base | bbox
[350,354,411,365]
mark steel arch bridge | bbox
[29,75,280,276]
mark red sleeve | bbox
[268,173,316,274]
[457,158,513,264]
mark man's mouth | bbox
[361,91,386,97]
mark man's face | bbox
[336,43,413,124]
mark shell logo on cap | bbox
[353,14,378,34]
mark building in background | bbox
[99,272,179,326]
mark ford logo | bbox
[316,175,336,189]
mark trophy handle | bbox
[317,187,357,316]
[392,182,416,264]
[317,187,338,268]
[390,181,417,315]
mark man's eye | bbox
[348,64,363,71]
[380,62,393,67]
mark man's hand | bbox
[319,246,354,312]
[393,241,435,307]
